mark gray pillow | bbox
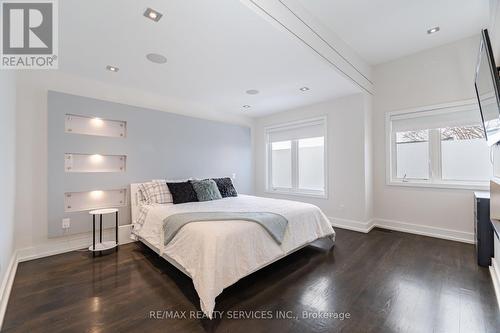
[190,179,222,201]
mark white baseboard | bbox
[373,218,474,244]
[17,224,135,262]
[329,216,474,244]
[329,217,374,233]
[0,251,18,329]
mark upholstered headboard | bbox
[130,183,142,223]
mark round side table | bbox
[89,208,119,256]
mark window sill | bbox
[264,190,327,199]
[387,180,489,191]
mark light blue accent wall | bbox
[48,91,252,237]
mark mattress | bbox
[132,194,335,318]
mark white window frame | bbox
[386,99,490,191]
[265,116,328,198]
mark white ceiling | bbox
[295,0,490,65]
[58,0,360,118]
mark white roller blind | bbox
[267,119,325,143]
[391,104,482,132]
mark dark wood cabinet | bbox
[474,192,494,267]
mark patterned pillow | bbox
[191,179,222,201]
[138,181,172,204]
[167,181,199,204]
[212,177,238,197]
[137,187,147,204]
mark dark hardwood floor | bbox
[3,228,500,332]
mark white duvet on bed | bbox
[133,194,334,318]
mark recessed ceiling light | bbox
[242,105,251,109]
[246,89,259,95]
[106,65,119,72]
[427,26,440,34]
[144,8,163,22]
[146,53,167,64]
[300,87,310,91]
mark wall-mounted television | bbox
[475,29,500,146]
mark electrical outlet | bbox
[62,218,71,229]
[232,173,236,179]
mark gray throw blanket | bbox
[163,212,288,245]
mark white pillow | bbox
[138,181,173,204]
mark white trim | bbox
[328,216,474,244]
[265,189,327,199]
[264,116,326,132]
[385,99,491,190]
[386,99,479,118]
[17,224,135,262]
[265,115,328,198]
[373,218,474,244]
[0,251,18,329]
[490,258,500,309]
[329,217,374,233]
[386,180,489,191]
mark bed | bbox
[130,182,335,319]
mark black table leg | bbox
[115,211,119,251]
[99,214,103,255]
[99,214,102,242]
[92,214,95,257]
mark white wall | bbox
[373,35,481,241]
[490,0,500,179]
[254,93,373,228]
[490,0,500,59]
[0,72,17,312]
[14,70,255,259]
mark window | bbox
[271,141,292,188]
[387,101,492,189]
[266,117,327,197]
[395,130,429,180]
